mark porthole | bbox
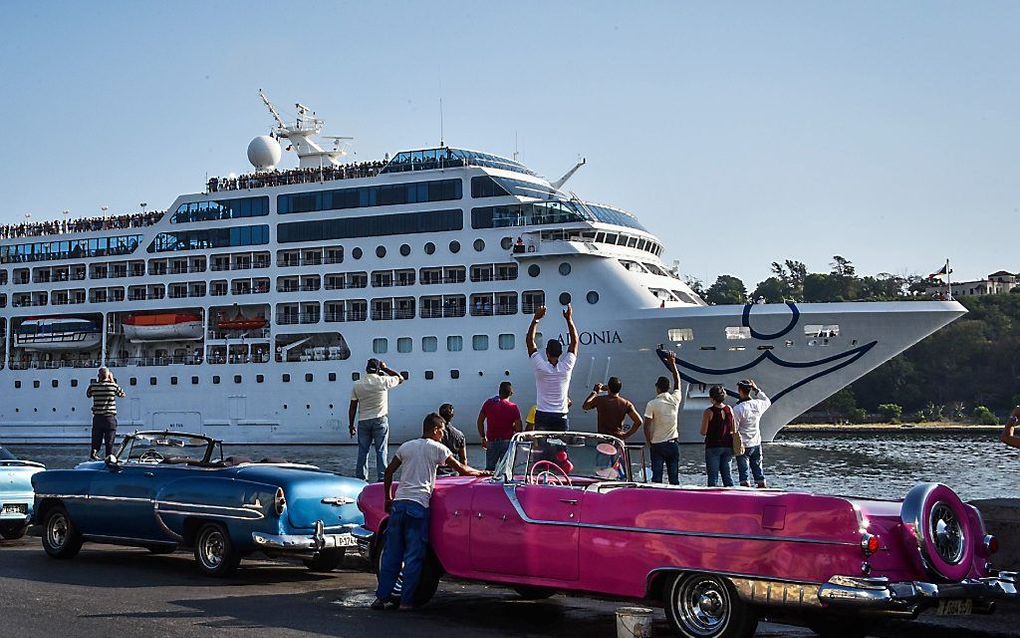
[400,243,411,257]
[282,373,291,383]
[150,377,157,386]
[328,372,337,382]
[14,380,21,389]
[33,380,40,388]
[425,242,436,255]
[425,370,435,380]
[528,264,540,277]
[170,376,178,385]
[500,236,513,250]
[352,247,363,260]
[129,378,137,387]
[51,379,58,388]
[449,240,461,254]
[352,372,361,381]
[559,262,572,276]
[305,373,314,382]
[450,369,460,379]
[586,290,600,304]
[559,292,572,306]
[70,379,78,388]
[256,374,265,383]
[234,375,242,384]
[191,376,199,385]
[212,376,220,385]
[473,239,485,252]
[376,245,386,258]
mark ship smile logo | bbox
[556,330,622,345]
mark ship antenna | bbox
[439,97,445,147]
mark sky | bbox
[1,1,1017,287]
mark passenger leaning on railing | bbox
[86,367,126,460]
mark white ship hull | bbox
[0,106,966,445]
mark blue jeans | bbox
[705,446,734,487]
[485,438,511,472]
[356,416,389,482]
[650,440,680,485]
[736,445,766,486]
[376,501,430,604]
[534,411,568,431]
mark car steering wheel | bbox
[529,460,572,486]
[139,448,164,464]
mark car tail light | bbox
[985,535,999,555]
[861,533,881,557]
[274,488,286,516]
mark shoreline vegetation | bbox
[781,422,1005,435]
[689,257,1020,422]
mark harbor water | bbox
[8,431,1011,502]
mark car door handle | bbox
[559,499,578,505]
[144,472,156,478]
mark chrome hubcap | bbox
[200,530,225,568]
[676,576,729,636]
[930,503,964,564]
[47,513,68,549]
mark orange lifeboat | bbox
[123,312,204,342]
[217,314,268,332]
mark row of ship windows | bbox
[8,366,487,393]
[172,176,553,224]
[667,325,846,349]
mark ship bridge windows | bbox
[725,326,752,340]
[1,234,143,264]
[471,176,562,200]
[277,179,462,215]
[278,209,463,243]
[325,299,367,322]
[383,148,536,176]
[471,201,587,229]
[668,328,695,343]
[148,225,269,253]
[522,290,545,314]
[805,324,840,346]
[372,269,416,288]
[172,195,269,223]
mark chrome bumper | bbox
[351,525,375,560]
[251,520,358,552]
[818,572,1019,616]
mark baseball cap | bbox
[366,358,381,373]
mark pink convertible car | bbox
[355,432,1017,638]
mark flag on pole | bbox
[929,261,953,281]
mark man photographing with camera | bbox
[87,367,126,460]
[582,377,642,440]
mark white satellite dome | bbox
[247,135,282,170]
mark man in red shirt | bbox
[476,381,524,471]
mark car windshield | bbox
[0,447,15,461]
[119,433,217,465]
[500,432,630,484]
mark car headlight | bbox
[274,487,287,516]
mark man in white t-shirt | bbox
[349,358,405,482]
[732,379,771,488]
[526,304,578,431]
[643,351,682,485]
[372,413,486,610]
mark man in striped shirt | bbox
[87,367,126,460]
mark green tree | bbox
[705,275,747,305]
[751,277,788,303]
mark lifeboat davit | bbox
[217,315,268,332]
[15,317,101,352]
[123,312,203,342]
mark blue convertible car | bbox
[31,431,366,576]
[1,446,44,540]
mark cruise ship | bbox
[0,94,965,445]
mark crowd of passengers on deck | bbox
[0,211,165,240]
[207,160,389,193]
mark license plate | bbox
[937,600,973,616]
[336,534,357,548]
[1,504,27,515]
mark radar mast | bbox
[257,89,353,169]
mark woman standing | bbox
[701,385,735,487]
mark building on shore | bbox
[926,271,1018,298]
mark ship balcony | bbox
[324,310,367,322]
[276,313,320,325]
[208,327,270,340]
[510,233,605,260]
[9,358,103,371]
[106,355,204,368]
